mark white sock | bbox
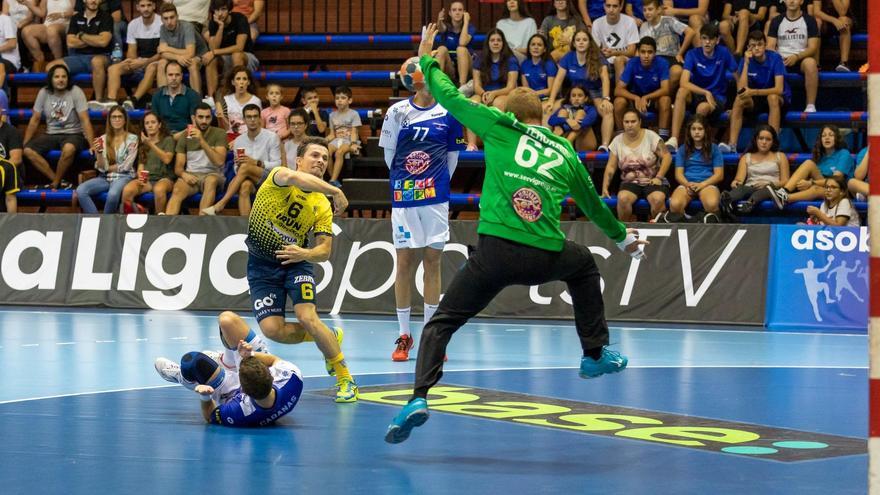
[424,303,439,328]
[396,307,411,336]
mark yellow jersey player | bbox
[245,136,358,402]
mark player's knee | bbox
[218,310,240,331]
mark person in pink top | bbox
[261,83,290,139]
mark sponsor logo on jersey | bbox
[415,179,425,189]
[394,190,403,201]
[426,187,436,198]
[405,150,431,175]
[293,275,314,284]
[512,187,543,222]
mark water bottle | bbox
[111,42,123,64]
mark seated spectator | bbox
[639,0,693,97]
[613,36,671,138]
[809,0,852,72]
[0,11,20,88]
[46,0,112,110]
[496,0,537,62]
[231,0,263,41]
[151,60,201,136]
[104,0,161,110]
[724,30,790,153]
[576,0,606,29]
[165,102,227,215]
[667,115,723,221]
[203,103,280,216]
[848,146,867,200]
[626,0,646,22]
[548,29,614,151]
[261,83,290,140]
[719,124,790,216]
[662,0,710,46]
[157,2,207,96]
[519,34,557,102]
[602,109,671,221]
[768,124,855,205]
[591,0,639,76]
[327,85,362,187]
[216,65,260,140]
[435,1,475,86]
[719,0,769,56]
[806,175,860,226]
[75,105,138,214]
[204,0,259,99]
[539,0,584,61]
[468,29,519,149]
[666,24,737,151]
[23,64,94,190]
[74,0,125,60]
[548,85,598,149]
[300,87,328,137]
[0,90,21,213]
[171,0,209,33]
[120,111,175,214]
[21,0,72,72]
[281,108,308,169]
[4,0,34,31]
[767,0,819,112]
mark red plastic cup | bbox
[235,148,246,161]
[187,124,193,138]
[138,170,149,183]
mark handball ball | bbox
[399,56,425,92]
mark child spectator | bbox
[768,124,855,205]
[806,175,859,226]
[613,36,671,139]
[165,103,227,215]
[217,65,261,140]
[848,147,867,200]
[120,111,176,214]
[602,109,671,221]
[232,0,263,41]
[468,29,519,149]
[261,84,290,140]
[327,86,362,187]
[539,0,585,61]
[0,12,19,88]
[496,0,537,62]
[75,105,138,214]
[281,108,308,169]
[667,115,723,221]
[666,24,737,151]
[435,1,475,86]
[548,85,598,148]
[719,0,770,56]
[300,87,328,137]
[519,34,558,101]
[21,0,73,72]
[719,124,790,216]
[204,0,259,100]
[47,0,112,109]
[767,0,819,112]
[639,0,694,97]
[663,0,710,46]
[104,0,161,110]
[723,30,789,153]
[591,0,639,76]
[809,0,852,72]
[157,2,207,96]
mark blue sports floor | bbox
[0,307,867,494]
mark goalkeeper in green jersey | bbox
[385,24,648,444]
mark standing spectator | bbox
[639,0,694,98]
[591,0,639,76]
[806,175,859,226]
[767,0,819,112]
[217,65,260,140]
[171,0,209,32]
[666,24,737,151]
[0,90,22,213]
[75,105,138,214]
[519,34,557,101]
[809,0,852,72]
[548,85,598,149]
[435,1,474,86]
[662,0,710,46]
[496,0,537,62]
[281,108,308,169]
[468,29,519,149]
[719,124,790,215]
[261,83,290,139]
[231,0,263,42]
[667,115,723,221]
[21,0,73,72]
[602,109,671,221]
[539,0,585,61]
[157,2,207,96]
[23,64,94,190]
[0,12,20,88]
[723,30,789,153]
[120,111,176,214]
[104,0,161,110]
[151,60,201,136]
[204,103,281,216]
[74,0,125,60]
[327,86,362,187]
[719,0,770,56]
[768,124,855,205]
[548,29,614,151]
[203,0,259,100]
[613,36,671,138]
[165,103,227,215]
[847,146,867,200]
[300,87,328,137]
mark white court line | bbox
[20,344,38,347]
[95,340,116,343]
[55,342,75,346]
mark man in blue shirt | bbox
[723,30,789,152]
[666,23,737,151]
[613,36,671,139]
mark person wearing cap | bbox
[0,89,23,213]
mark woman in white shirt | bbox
[21,0,72,71]
[496,0,537,62]
[217,66,261,140]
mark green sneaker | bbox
[325,327,344,376]
[335,377,359,403]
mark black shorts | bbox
[0,159,20,195]
[745,93,789,118]
[659,55,682,67]
[688,93,726,122]
[619,181,670,199]
[26,133,89,156]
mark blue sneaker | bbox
[579,347,628,378]
[384,398,429,444]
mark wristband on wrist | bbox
[199,393,212,402]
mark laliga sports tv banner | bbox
[766,225,869,330]
[0,215,769,325]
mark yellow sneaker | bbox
[325,327,344,376]
[335,377,359,403]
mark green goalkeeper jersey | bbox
[419,55,626,251]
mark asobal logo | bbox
[350,384,865,462]
[790,226,869,252]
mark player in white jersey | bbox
[379,73,465,361]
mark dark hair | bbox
[103,106,130,166]
[824,175,850,205]
[812,124,848,162]
[622,108,642,123]
[159,2,177,15]
[334,85,353,98]
[746,124,779,153]
[637,36,657,51]
[242,103,261,116]
[238,357,273,400]
[138,0,157,5]
[502,0,532,19]
[684,115,713,162]
[210,0,231,11]
[642,0,662,7]
[569,29,602,80]
[138,111,170,165]
[563,84,588,106]
[46,64,72,93]
[289,107,309,125]
[297,136,330,158]
[700,23,720,40]
[301,87,318,97]
[551,0,580,20]
[604,0,622,7]
[526,33,551,63]
[224,65,258,96]
[193,102,213,115]
[164,60,183,75]
[747,30,766,44]
[478,29,515,89]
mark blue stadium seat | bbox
[7,107,376,123]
